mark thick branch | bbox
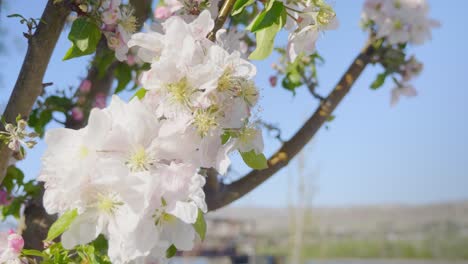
[0,1,70,183]
[206,42,376,210]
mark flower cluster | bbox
[0,230,24,263]
[283,0,338,61]
[390,56,423,106]
[362,0,439,45]
[40,11,263,264]
[100,0,137,61]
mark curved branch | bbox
[0,0,70,183]
[206,42,376,211]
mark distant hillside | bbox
[208,201,468,235]
[205,201,468,259]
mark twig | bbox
[207,0,237,41]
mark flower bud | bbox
[79,79,92,93]
[154,6,172,20]
[269,76,277,87]
[71,107,84,122]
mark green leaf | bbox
[22,249,47,258]
[4,198,23,218]
[46,209,78,241]
[63,17,101,60]
[249,3,286,60]
[370,72,387,90]
[4,166,24,191]
[232,0,255,16]
[45,96,72,112]
[247,1,285,33]
[132,88,147,100]
[193,209,207,241]
[240,150,268,170]
[221,132,231,144]
[166,244,177,258]
[114,63,132,94]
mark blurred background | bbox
[1,0,468,263]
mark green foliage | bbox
[63,17,102,60]
[46,209,78,242]
[132,88,148,100]
[166,244,178,258]
[1,166,40,219]
[249,1,287,60]
[370,72,387,90]
[232,0,255,16]
[241,150,268,170]
[193,209,207,241]
[221,131,232,144]
[29,95,73,137]
[114,63,133,94]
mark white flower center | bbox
[97,193,123,215]
[193,108,218,137]
[126,146,153,172]
[167,77,195,107]
[79,146,89,159]
[239,127,257,145]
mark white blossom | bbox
[362,0,439,45]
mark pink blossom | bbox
[71,107,84,122]
[79,79,92,93]
[154,6,172,20]
[94,93,107,109]
[7,233,23,254]
[0,189,11,206]
[127,54,136,66]
[269,76,277,87]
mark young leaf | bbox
[232,0,255,16]
[132,88,147,100]
[370,72,387,90]
[63,17,101,60]
[166,244,177,258]
[249,3,286,60]
[22,249,48,258]
[247,1,285,33]
[240,150,268,170]
[46,209,78,241]
[192,209,207,241]
[114,63,132,94]
[221,131,231,144]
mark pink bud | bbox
[71,107,84,122]
[0,189,12,206]
[94,93,107,109]
[7,233,24,254]
[79,79,92,93]
[127,55,136,66]
[269,76,277,87]
[154,6,172,20]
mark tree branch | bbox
[207,0,236,41]
[206,41,376,211]
[0,1,70,184]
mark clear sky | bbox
[0,0,467,208]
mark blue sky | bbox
[0,0,467,208]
